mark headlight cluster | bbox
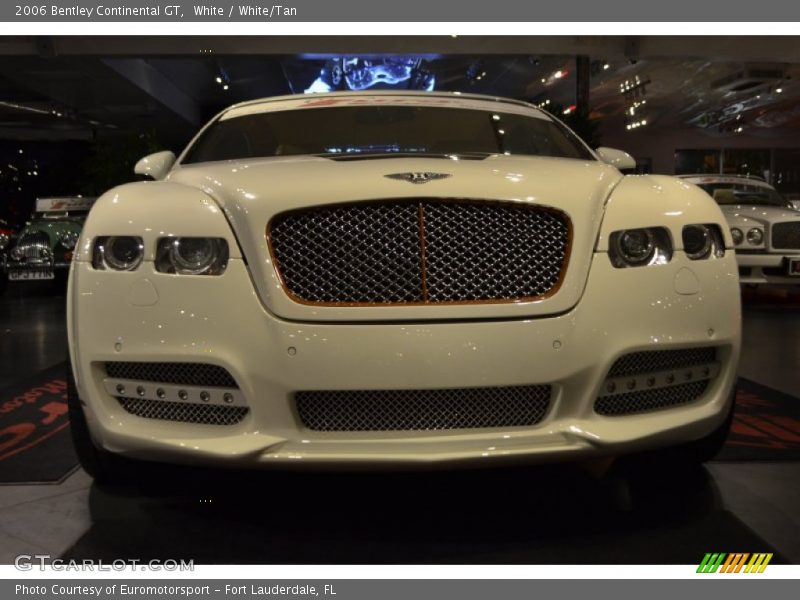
[681,224,726,260]
[609,227,672,268]
[0,233,9,250]
[93,236,145,271]
[59,230,80,250]
[92,236,228,275]
[156,237,229,275]
[730,226,764,247]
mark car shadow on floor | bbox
[60,460,783,565]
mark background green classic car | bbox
[1,197,95,290]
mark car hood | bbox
[18,219,83,248]
[167,154,623,321]
[720,204,800,227]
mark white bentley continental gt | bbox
[679,174,800,285]
[67,92,741,481]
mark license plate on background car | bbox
[789,259,800,277]
[9,270,55,281]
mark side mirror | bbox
[595,147,636,171]
[134,151,176,181]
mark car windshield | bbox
[699,182,791,208]
[181,105,596,164]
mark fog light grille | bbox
[608,347,717,378]
[594,381,709,416]
[296,385,552,432]
[116,397,248,426]
[105,362,237,388]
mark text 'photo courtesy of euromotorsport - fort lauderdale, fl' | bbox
[15,584,329,597]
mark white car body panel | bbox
[68,92,741,469]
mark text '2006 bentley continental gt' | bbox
[67,92,741,481]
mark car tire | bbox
[67,365,130,484]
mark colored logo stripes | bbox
[697,553,773,573]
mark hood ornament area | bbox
[384,172,452,184]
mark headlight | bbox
[0,233,8,250]
[59,230,80,250]
[609,227,672,268]
[156,237,228,275]
[730,227,743,245]
[746,228,764,246]
[92,236,144,271]
[682,224,725,260]
[10,246,22,260]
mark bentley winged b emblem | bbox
[384,172,452,184]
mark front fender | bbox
[595,175,734,252]
[73,181,241,264]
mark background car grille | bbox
[607,347,717,378]
[116,397,249,426]
[105,362,238,388]
[594,381,709,416]
[771,222,800,249]
[15,231,51,260]
[269,200,570,304]
[295,385,552,431]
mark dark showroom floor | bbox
[0,283,799,565]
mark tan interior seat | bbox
[713,189,737,204]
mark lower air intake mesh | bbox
[116,397,248,426]
[595,381,709,416]
[105,362,237,388]
[608,347,717,378]
[295,385,552,432]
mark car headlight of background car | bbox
[0,233,9,250]
[746,227,764,246]
[730,227,744,246]
[59,230,80,250]
[92,236,228,275]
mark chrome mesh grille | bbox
[269,200,569,304]
[295,385,552,432]
[608,347,717,378]
[594,381,709,416]
[270,202,422,303]
[105,362,237,388]
[116,397,248,425]
[423,202,569,301]
[771,222,800,250]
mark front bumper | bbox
[735,252,800,284]
[68,252,741,469]
[3,255,70,279]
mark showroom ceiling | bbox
[0,36,798,146]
